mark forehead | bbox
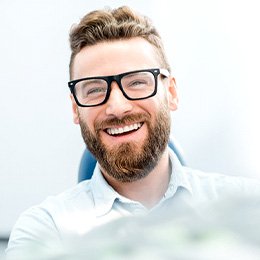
[72,37,161,79]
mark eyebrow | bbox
[81,79,106,84]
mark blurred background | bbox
[1,0,260,254]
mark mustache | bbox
[94,113,151,131]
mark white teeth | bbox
[107,123,142,136]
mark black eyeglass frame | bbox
[68,68,169,107]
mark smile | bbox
[106,123,142,136]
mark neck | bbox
[101,149,171,209]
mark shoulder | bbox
[20,179,95,225]
[6,180,95,257]
[29,180,96,219]
[46,180,94,208]
[183,167,260,201]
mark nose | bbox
[105,81,133,118]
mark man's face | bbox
[71,37,178,182]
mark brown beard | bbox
[79,103,171,183]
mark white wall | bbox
[1,0,260,235]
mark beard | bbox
[78,103,171,183]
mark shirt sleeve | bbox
[5,206,62,259]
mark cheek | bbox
[77,109,90,126]
[136,101,161,126]
[147,94,168,112]
[78,107,102,132]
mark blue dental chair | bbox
[78,138,186,182]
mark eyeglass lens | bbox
[74,71,156,106]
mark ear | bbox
[167,77,178,111]
[70,94,80,124]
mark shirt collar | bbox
[168,148,193,196]
[90,146,193,217]
[90,165,120,217]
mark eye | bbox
[122,72,154,90]
[77,79,107,98]
[86,86,107,96]
[128,80,147,88]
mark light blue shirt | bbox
[6,148,260,257]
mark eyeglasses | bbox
[68,68,169,107]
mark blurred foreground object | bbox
[6,195,260,260]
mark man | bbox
[6,5,260,258]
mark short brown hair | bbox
[69,6,170,78]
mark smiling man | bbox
[69,36,177,208]
[6,6,260,258]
